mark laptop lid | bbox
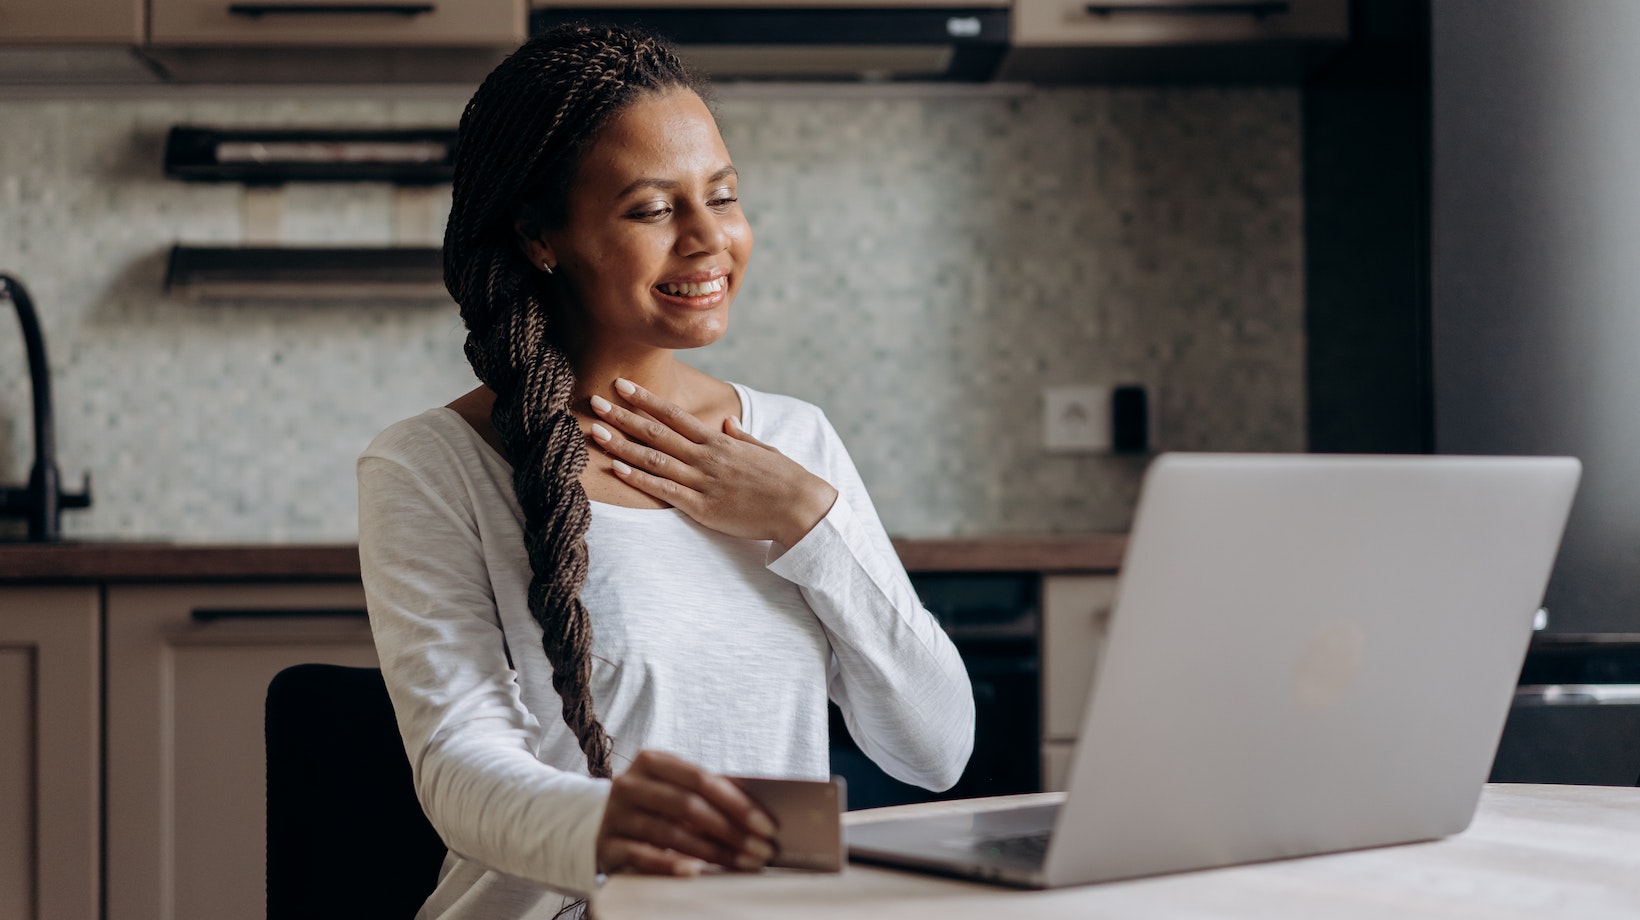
[1043,453,1580,886]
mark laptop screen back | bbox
[1045,454,1580,886]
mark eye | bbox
[709,189,740,209]
[627,206,670,221]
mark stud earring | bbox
[541,261,554,275]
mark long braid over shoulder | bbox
[443,24,704,779]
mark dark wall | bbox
[1431,1,1640,634]
[1303,0,1432,454]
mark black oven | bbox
[828,573,1040,810]
[1490,635,1640,786]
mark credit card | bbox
[726,775,846,872]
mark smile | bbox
[656,277,727,297]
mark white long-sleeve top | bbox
[357,382,976,920]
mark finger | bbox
[631,751,779,840]
[589,423,704,491]
[607,804,752,868]
[591,394,698,456]
[614,377,718,444]
[611,771,750,852]
[604,839,709,877]
[723,415,779,452]
[611,458,704,511]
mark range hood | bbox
[528,6,1011,82]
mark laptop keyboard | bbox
[975,830,1051,863]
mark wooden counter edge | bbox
[891,535,1127,573]
[0,534,1127,583]
[0,543,363,583]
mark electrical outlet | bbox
[1043,385,1110,453]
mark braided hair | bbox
[444,24,705,779]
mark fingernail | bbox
[590,395,612,413]
[747,811,777,837]
[735,853,764,872]
[614,377,637,396]
[612,459,632,475]
[744,837,775,861]
[676,859,706,877]
[727,416,741,431]
[589,423,612,443]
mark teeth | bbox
[658,277,726,297]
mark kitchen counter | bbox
[593,784,1640,920]
[1,535,1123,920]
[0,534,1127,583]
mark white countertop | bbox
[591,784,1640,919]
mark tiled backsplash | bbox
[0,85,1302,541]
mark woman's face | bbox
[530,88,752,354]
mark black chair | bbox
[266,664,447,920]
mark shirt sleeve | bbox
[357,452,609,897]
[765,412,976,791]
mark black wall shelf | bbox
[164,126,456,185]
[164,246,445,301]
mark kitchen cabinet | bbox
[998,0,1348,83]
[1012,0,1347,46]
[1040,574,1116,791]
[143,0,526,83]
[148,0,525,46]
[0,587,100,920]
[0,0,142,44]
[106,583,377,920]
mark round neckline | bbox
[434,382,750,514]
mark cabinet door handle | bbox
[1084,2,1290,17]
[227,3,436,18]
[191,607,368,622]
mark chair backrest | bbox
[266,663,447,920]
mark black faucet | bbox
[0,274,91,541]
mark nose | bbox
[676,202,730,256]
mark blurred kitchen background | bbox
[12,4,1640,918]
[0,6,1315,543]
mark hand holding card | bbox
[725,776,847,872]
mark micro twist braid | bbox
[443,23,704,779]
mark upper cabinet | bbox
[998,0,1349,83]
[140,0,525,82]
[149,0,525,46]
[0,0,143,43]
[1013,0,1346,46]
[3,0,1347,83]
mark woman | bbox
[357,22,975,919]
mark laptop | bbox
[848,453,1582,888]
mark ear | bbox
[514,221,558,273]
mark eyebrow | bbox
[615,165,738,200]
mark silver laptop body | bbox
[848,453,1582,888]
